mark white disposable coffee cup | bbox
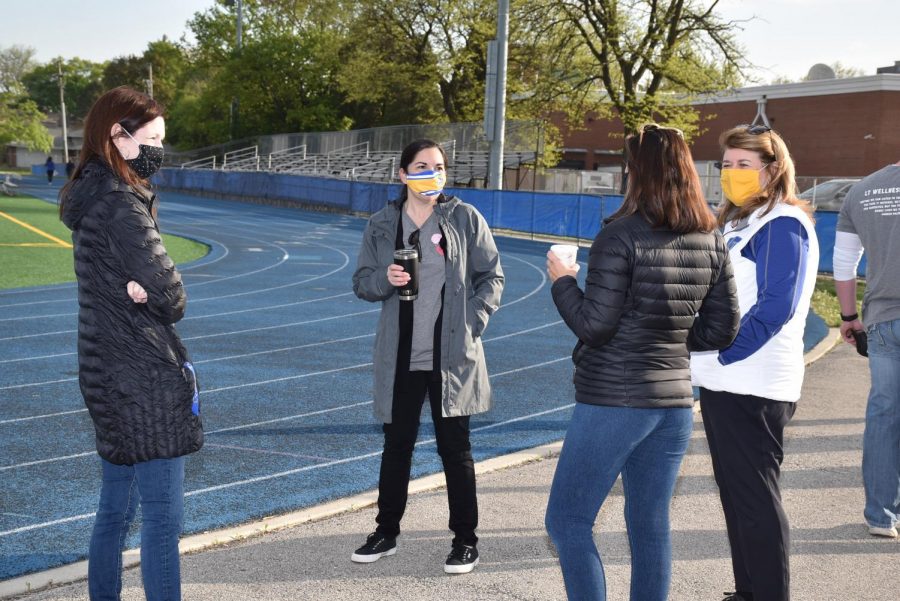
[550,244,579,268]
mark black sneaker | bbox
[350,532,397,563]
[721,593,752,601]
[444,543,479,574]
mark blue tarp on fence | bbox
[157,168,862,274]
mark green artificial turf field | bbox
[0,194,208,290]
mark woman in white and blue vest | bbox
[691,125,819,601]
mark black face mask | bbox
[121,129,164,178]
[125,144,164,179]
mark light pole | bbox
[230,0,243,140]
[487,0,509,190]
[146,63,154,99]
[57,59,69,163]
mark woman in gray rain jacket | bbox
[351,139,503,574]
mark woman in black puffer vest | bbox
[59,86,201,601]
[544,124,740,601]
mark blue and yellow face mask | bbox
[405,170,446,197]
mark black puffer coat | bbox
[552,214,739,408]
[61,159,202,465]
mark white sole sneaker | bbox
[444,556,479,574]
[867,525,898,538]
[351,546,397,563]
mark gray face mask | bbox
[121,128,164,178]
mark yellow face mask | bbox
[720,167,766,206]
[405,170,446,197]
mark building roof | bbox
[695,73,900,104]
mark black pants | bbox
[375,370,478,546]
[700,388,797,601]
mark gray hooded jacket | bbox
[353,195,504,423]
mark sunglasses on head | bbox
[639,123,684,139]
[741,123,772,135]
[408,229,422,261]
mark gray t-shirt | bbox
[402,211,446,371]
[836,164,900,326]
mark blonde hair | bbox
[717,125,814,227]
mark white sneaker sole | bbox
[867,525,898,538]
[351,546,397,563]
[444,556,479,574]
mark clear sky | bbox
[4,0,898,83]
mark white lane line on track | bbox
[0,333,378,391]
[204,443,335,462]
[0,265,554,404]
[0,290,355,325]
[0,305,378,346]
[0,403,574,538]
[0,408,86,426]
[0,352,570,470]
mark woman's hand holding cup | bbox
[547,244,580,283]
[387,263,411,287]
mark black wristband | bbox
[841,312,859,322]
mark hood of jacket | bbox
[61,159,148,231]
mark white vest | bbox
[691,203,819,402]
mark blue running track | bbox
[0,182,580,580]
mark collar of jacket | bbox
[372,193,459,236]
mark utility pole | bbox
[57,59,69,163]
[487,0,509,190]
[146,63,154,99]
[230,0,243,140]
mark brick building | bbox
[557,72,900,178]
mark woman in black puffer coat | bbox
[59,86,201,601]
[544,125,740,601]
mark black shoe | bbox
[350,532,397,563]
[721,593,752,601]
[444,543,479,574]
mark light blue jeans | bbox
[863,318,900,529]
[545,403,693,601]
[88,456,185,601]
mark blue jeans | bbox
[88,456,185,601]
[863,318,900,529]
[545,403,693,601]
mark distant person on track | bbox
[59,86,201,601]
[45,156,56,184]
[691,125,819,601]
[66,158,76,179]
[352,139,504,574]
[544,123,740,601]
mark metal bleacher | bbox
[175,122,541,187]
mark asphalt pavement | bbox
[5,333,899,601]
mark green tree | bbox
[21,58,106,121]
[1,45,52,153]
[0,45,38,93]
[0,92,53,152]
[338,0,495,125]
[168,0,350,147]
[102,37,188,109]
[540,0,749,139]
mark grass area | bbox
[0,194,208,290]
[811,275,866,327]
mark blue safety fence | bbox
[157,168,862,274]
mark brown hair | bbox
[716,125,814,227]
[59,86,164,218]
[607,124,716,234]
